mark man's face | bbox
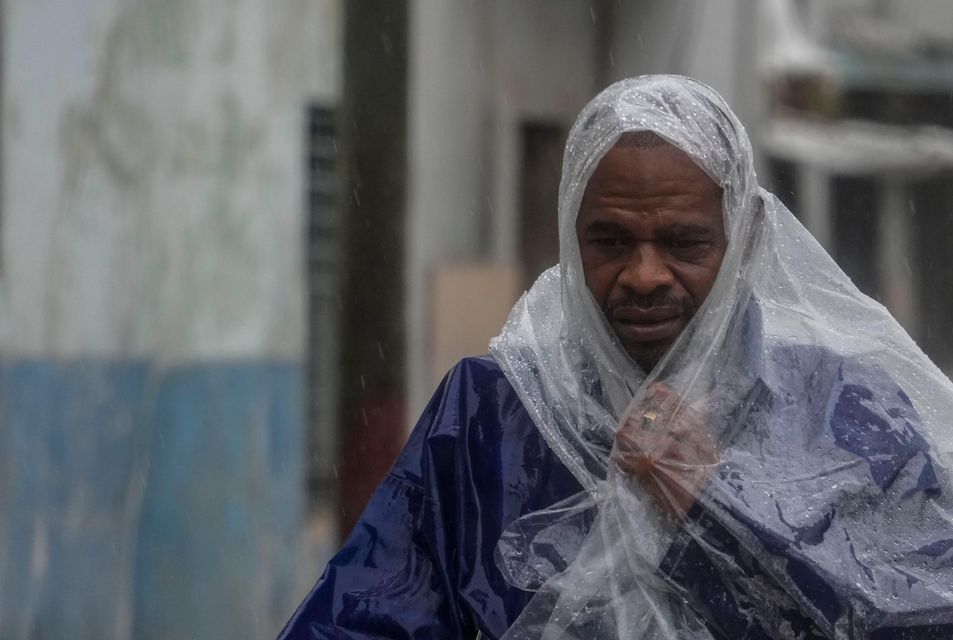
[576,137,727,372]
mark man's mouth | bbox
[610,307,683,343]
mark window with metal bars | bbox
[305,104,340,508]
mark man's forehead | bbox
[613,130,670,150]
[582,138,721,199]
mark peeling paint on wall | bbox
[1,1,341,639]
[4,0,340,360]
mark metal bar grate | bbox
[305,104,340,506]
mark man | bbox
[280,76,953,639]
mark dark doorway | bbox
[911,173,953,370]
[519,123,566,291]
[767,158,800,218]
[832,175,882,302]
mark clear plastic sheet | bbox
[489,76,953,639]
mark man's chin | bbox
[624,341,672,374]
[610,319,684,372]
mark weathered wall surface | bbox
[406,0,598,413]
[605,0,762,134]
[0,1,340,638]
[5,0,340,359]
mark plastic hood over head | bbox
[490,75,953,639]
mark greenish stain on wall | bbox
[125,0,198,68]
[217,91,266,182]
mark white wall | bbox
[485,0,600,263]
[406,0,598,413]
[606,0,761,134]
[893,0,953,40]
[2,0,341,362]
[800,0,953,45]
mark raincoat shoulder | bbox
[277,356,582,640]
[663,343,953,638]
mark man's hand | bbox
[613,383,719,520]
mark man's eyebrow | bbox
[581,220,630,235]
[655,223,717,238]
[581,221,718,237]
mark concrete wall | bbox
[4,0,340,359]
[406,0,598,413]
[893,0,953,40]
[606,0,763,144]
[800,0,953,45]
[0,1,341,638]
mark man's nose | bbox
[618,244,675,295]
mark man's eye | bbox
[591,237,629,248]
[669,239,707,250]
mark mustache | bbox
[605,291,693,314]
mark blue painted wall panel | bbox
[0,360,304,640]
[0,360,151,640]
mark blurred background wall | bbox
[2,0,953,638]
[1,1,339,638]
